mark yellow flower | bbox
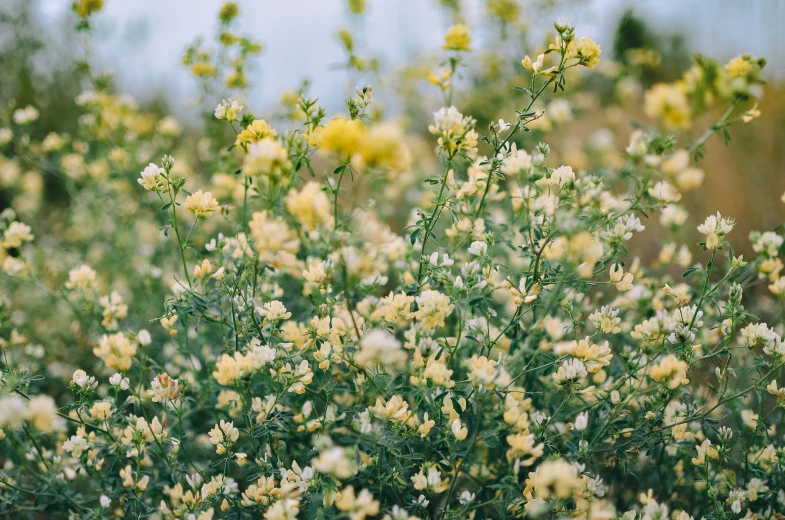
[357,124,411,172]
[725,56,752,79]
[741,103,761,123]
[335,486,380,520]
[419,413,435,437]
[284,181,333,231]
[236,119,277,145]
[218,2,240,23]
[487,0,520,23]
[572,337,613,373]
[570,37,602,68]
[248,210,301,269]
[348,0,365,14]
[526,459,581,500]
[243,138,291,182]
[521,54,545,73]
[93,333,137,372]
[25,395,61,433]
[184,190,220,218]
[3,221,34,249]
[414,290,454,330]
[442,24,472,52]
[90,401,113,421]
[644,82,691,130]
[316,117,367,157]
[75,0,103,17]
[337,30,354,52]
[506,432,544,464]
[650,354,690,389]
[191,62,216,78]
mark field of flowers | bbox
[1,1,784,519]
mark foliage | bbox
[0,2,782,520]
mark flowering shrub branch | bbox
[0,1,782,520]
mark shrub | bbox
[0,2,782,519]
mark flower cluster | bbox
[0,2,783,520]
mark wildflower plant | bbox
[0,2,783,520]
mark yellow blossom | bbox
[442,24,472,52]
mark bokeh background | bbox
[2,0,784,259]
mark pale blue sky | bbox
[35,0,785,118]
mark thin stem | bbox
[416,163,452,284]
[167,182,192,288]
[690,249,717,330]
[687,99,741,155]
[333,159,350,231]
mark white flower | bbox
[536,165,575,188]
[13,105,39,124]
[548,99,573,124]
[589,306,621,334]
[356,329,406,371]
[510,277,540,305]
[65,265,97,292]
[137,163,166,191]
[214,98,243,121]
[697,212,734,249]
[257,300,292,322]
[3,221,34,249]
[71,369,96,390]
[609,264,634,291]
[63,434,89,457]
[468,241,487,256]
[99,495,111,508]
[553,358,587,385]
[498,119,510,131]
[0,128,12,145]
[137,329,152,346]
[626,130,648,157]
[607,214,645,243]
[459,490,475,505]
[428,106,478,157]
[148,372,180,403]
[574,411,589,431]
[648,181,681,203]
[752,231,783,257]
[500,145,532,175]
[109,373,130,390]
[311,445,357,479]
[660,205,688,228]
[0,395,26,430]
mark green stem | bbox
[333,160,349,231]
[167,182,192,288]
[687,99,741,155]
[416,164,452,284]
[690,249,717,330]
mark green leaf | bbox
[683,267,699,278]
[161,202,172,211]
[334,164,347,175]
[308,492,323,519]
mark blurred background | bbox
[2,0,785,257]
[19,0,785,113]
